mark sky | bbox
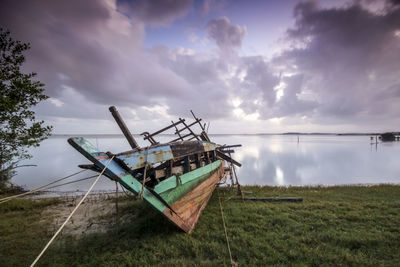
[1,0,400,134]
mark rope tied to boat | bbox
[218,193,237,267]
[0,169,88,204]
[30,155,115,267]
[138,147,150,199]
[176,173,182,185]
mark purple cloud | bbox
[118,0,193,26]
[1,0,399,133]
[206,17,247,51]
[276,0,400,122]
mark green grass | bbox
[1,185,400,266]
[0,197,61,267]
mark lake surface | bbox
[12,134,400,192]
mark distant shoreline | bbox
[49,132,398,138]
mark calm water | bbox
[12,135,400,192]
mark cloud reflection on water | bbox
[11,135,400,191]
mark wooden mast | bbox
[109,106,139,149]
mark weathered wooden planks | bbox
[69,106,243,233]
[168,162,227,232]
[69,137,231,233]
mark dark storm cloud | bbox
[149,46,232,119]
[0,0,195,119]
[276,0,400,121]
[1,0,399,130]
[117,0,193,26]
[206,17,247,51]
[0,0,113,100]
[240,56,279,107]
[0,0,239,122]
[200,0,226,16]
[201,0,400,125]
[388,0,400,6]
[271,74,317,117]
[226,56,318,119]
[201,15,320,120]
[151,46,220,84]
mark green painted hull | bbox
[68,137,226,232]
[119,160,222,213]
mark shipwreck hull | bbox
[169,163,226,230]
[68,137,227,232]
[120,159,226,232]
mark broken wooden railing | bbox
[107,106,241,175]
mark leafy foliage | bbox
[0,28,52,184]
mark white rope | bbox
[0,169,87,203]
[30,156,114,267]
[218,196,236,266]
[0,174,98,204]
[138,148,149,199]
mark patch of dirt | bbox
[41,193,136,236]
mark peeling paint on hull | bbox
[68,137,227,232]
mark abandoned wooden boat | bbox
[68,107,241,232]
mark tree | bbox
[0,28,52,186]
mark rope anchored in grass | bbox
[218,196,237,267]
[0,169,88,204]
[30,155,115,267]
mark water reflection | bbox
[226,135,400,186]
[11,134,400,191]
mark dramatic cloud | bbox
[200,0,226,16]
[240,56,279,107]
[0,0,194,117]
[206,17,247,51]
[148,46,234,119]
[271,74,318,117]
[1,0,399,133]
[277,1,400,122]
[117,0,193,26]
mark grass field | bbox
[1,185,400,266]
